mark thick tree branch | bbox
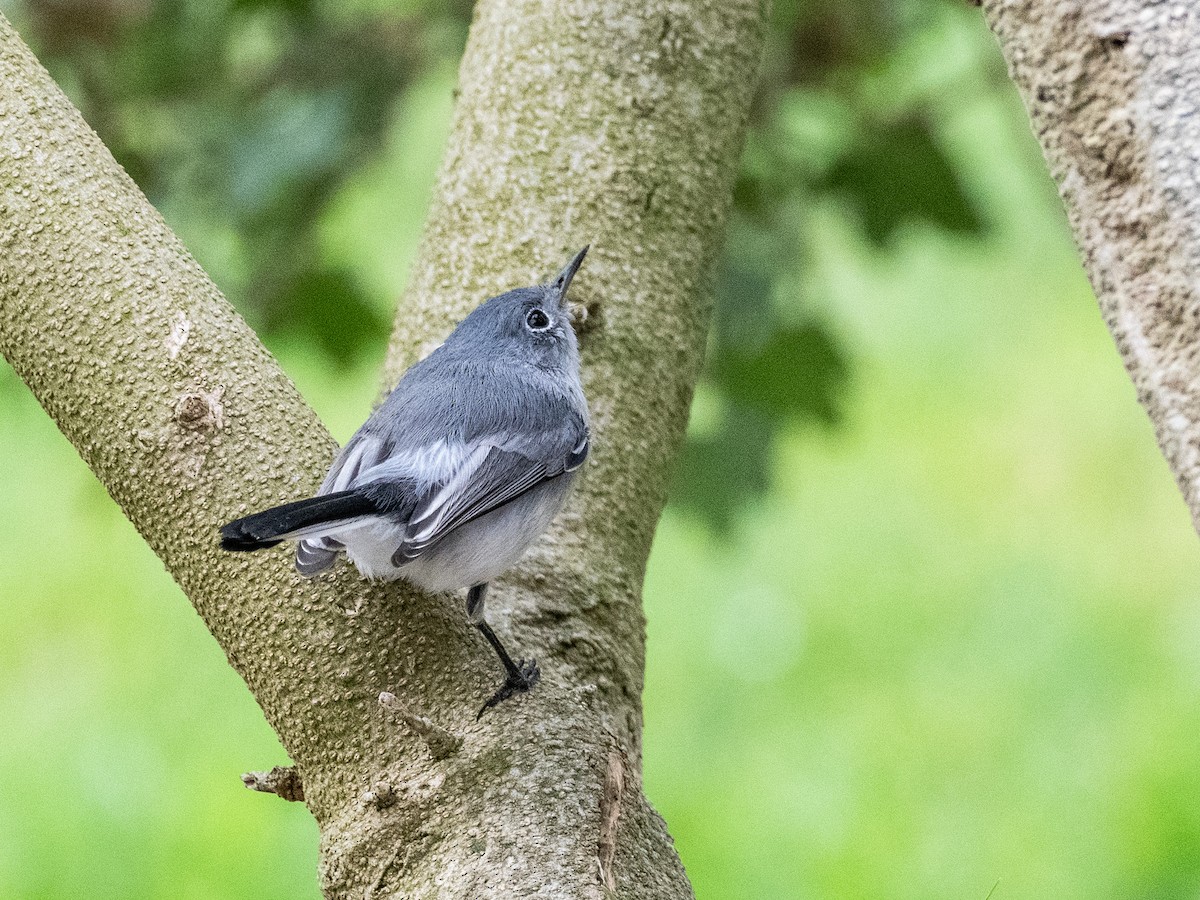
[0,0,765,894]
[981,1,1200,531]
[384,0,766,753]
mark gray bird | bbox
[220,248,591,714]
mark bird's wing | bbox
[389,419,589,565]
[317,432,395,495]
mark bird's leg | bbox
[465,581,488,624]
[475,622,540,716]
[466,583,540,717]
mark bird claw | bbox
[477,659,540,719]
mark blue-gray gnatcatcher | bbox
[220,248,591,714]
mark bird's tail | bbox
[219,491,379,552]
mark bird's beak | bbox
[549,245,589,307]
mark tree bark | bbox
[0,1,765,896]
[981,2,1200,532]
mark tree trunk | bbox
[0,1,765,896]
[980,2,1200,533]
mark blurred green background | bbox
[3,0,1200,897]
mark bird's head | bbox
[453,246,589,372]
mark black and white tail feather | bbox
[219,490,378,553]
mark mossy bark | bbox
[0,0,765,895]
[982,2,1200,535]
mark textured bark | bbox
[0,0,764,896]
[981,2,1200,531]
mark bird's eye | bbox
[526,308,551,331]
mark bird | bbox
[219,247,591,715]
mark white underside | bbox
[335,475,574,591]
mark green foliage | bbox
[672,0,987,529]
[820,112,985,244]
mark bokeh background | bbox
[3,0,1200,897]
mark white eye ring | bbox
[526,308,551,331]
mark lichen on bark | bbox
[0,0,767,895]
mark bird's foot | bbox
[477,659,540,719]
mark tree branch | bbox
[0,0,766,894]
[242,766,306,802]
[981,1,1200,532]
[384,0,767,752]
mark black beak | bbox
[549,245,589,305]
